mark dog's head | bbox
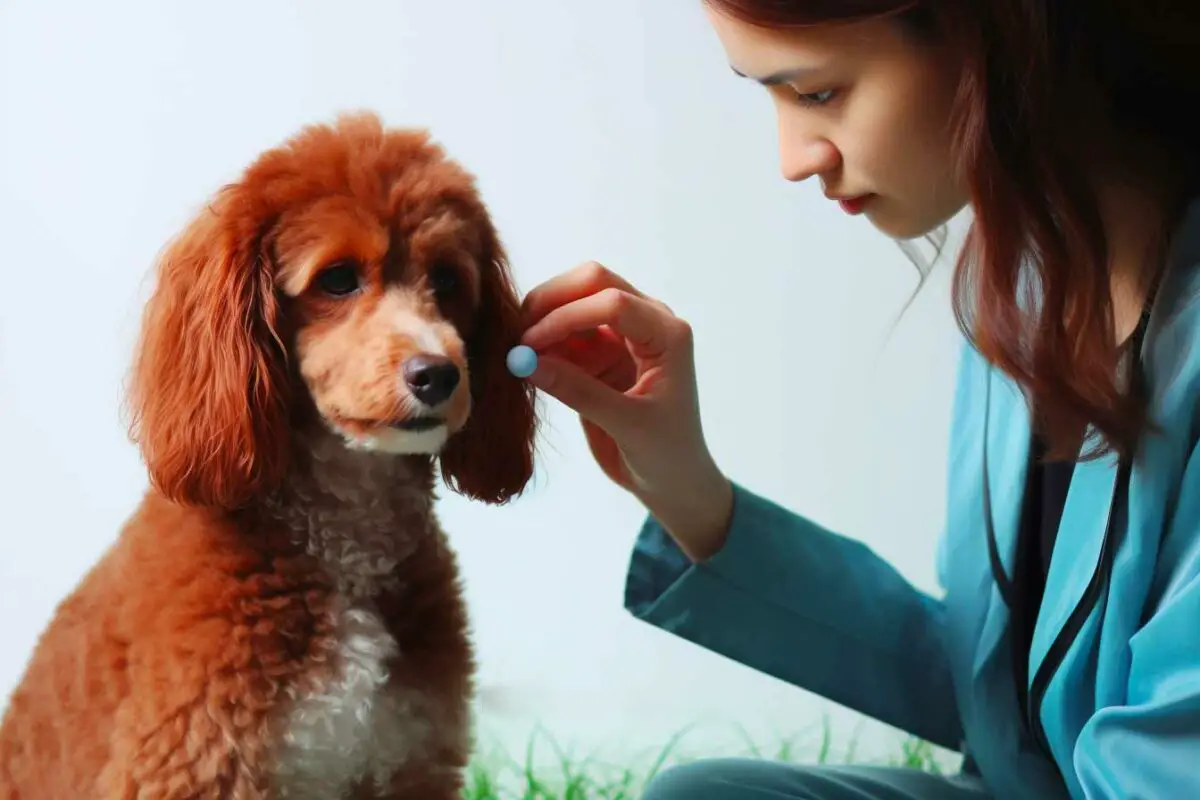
[126,112,537,509]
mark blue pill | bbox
[506,345,538,378]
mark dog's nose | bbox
[403,356,461,407]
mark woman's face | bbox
[705,9,969,239]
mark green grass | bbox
[463,716,954,799]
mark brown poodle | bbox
[0,111,538,799]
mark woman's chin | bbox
[866,199,963,241]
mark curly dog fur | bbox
[0,111,538,799]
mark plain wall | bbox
[0,0,968,769]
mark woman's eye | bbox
[315,262,361,297]
[429,263,459,300]
[792,88,838,107]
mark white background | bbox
[0,0,968,772]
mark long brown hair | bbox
[707,0,1200,461]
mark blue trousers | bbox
[642,759,992,799]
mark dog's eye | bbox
[429,263,458,300]
[315,262,361,297]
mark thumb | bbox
[528,355,631,432]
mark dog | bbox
[0,111,538,799]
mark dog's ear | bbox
[125,186,291,509]
[438,220,538,504]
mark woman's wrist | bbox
[640,466,735,563]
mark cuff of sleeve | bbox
[624,482,790,620]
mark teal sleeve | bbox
[624,482,964,751]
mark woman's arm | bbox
[518,264,964,750]
[624,480,965,752]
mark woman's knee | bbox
[642,758,991,800]
[641,758,774,800]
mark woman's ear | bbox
[438,223,538,504]
[124,186,291,509]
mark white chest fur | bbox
[264,437,458,797]
[273,604,432,798]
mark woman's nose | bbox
[778,119,840,183]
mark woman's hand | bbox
[520,261,734,561]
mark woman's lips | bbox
[835,194,873,215]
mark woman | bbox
[519,2,1200,799]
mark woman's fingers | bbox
[542,328,638,391]
[520,261,645,328]
[528,354,637,431]
[518,259,690,430]
[521,287,677,359]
